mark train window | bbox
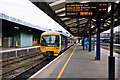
[41,35,59,45]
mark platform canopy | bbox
[31,1,120,37]
[0,13,48,32]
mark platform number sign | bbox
[65,2,108,17]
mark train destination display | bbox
[65,3,108,17]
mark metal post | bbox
[83,32,85,50]
[89,20,91,52]
[96,17,101,60]
[83,38,84,50]
[93,37,95,50]
[78,37,79,43]
[109,2,115,80]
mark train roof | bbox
[42,31,70,37]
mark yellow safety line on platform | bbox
[56,45,77,80]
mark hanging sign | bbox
[65,2,108,17]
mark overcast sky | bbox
[0,0,119,34]
[0,0,68,32]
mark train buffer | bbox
[29,44,119,79]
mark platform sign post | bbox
[92,37,95,51]
[109,2,115,80]
[96,17,101,60]
[89,19,91,52]
[83,33,85,50]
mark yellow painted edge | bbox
[56,45,77,80]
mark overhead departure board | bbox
[65,2,108,17]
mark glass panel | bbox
[41,35,59,46]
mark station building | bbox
[0,13,48,48]
[115,31,120,44]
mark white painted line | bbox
[28,46,74,79]
[101,48,120,60]
[101,48,118,56]
[0,46,40,53]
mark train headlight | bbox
[54,47,59,49]
[42,47,46,49]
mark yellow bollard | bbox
[16,41,20,47]
[15,41,18,47]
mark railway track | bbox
[2,46,72,80]
[101,44,120,54]
[9,46,73,80]
[2,50,41,67]
[1,50,44,78]
[2,55,43,76]
[10,58,51,80]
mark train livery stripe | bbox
[56,45,77,80]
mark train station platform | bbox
[0,46,40,59]
[29,44,119,79]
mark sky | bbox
[0,0,68,32]
[103,26,119,33]
[0,0,119,34]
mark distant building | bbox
[100,33,110,38]
[115,31,120,44]
[93,32,120,44]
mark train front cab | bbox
[40,33,61,58]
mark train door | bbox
[61,35,65,51]
[65,36,67,49]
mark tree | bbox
[48,29,52,31]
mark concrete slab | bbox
[31,44,119,79]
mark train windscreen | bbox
[41,35,59,46]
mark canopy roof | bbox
[0,13,48,31]
[32,1,120,37]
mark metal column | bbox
[83,32,85,50]
[0,19,2,47]
[89,20,91,52]
[96,17,101,60]
[109,2,115,80]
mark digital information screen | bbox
[65,2,108,17]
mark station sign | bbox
[65,2,108,17]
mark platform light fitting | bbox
[91,25,95,28]
[115,19,118,21]
[79,18,85,20]
[107,23,110,25]
[61,18,69,21]
[116,0,119,3]
[29,30,32,32]
[108,21,111,23]
[14,26,19,29]
[59,13,65,16]
[100,27,103,29]
[49,0,65,7]
[108,5,111,12]
[104,24,107,27]
[92,19,96,22]
[81,1,90,3]
[55,8,65,13]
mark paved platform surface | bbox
[30,44,119,79]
